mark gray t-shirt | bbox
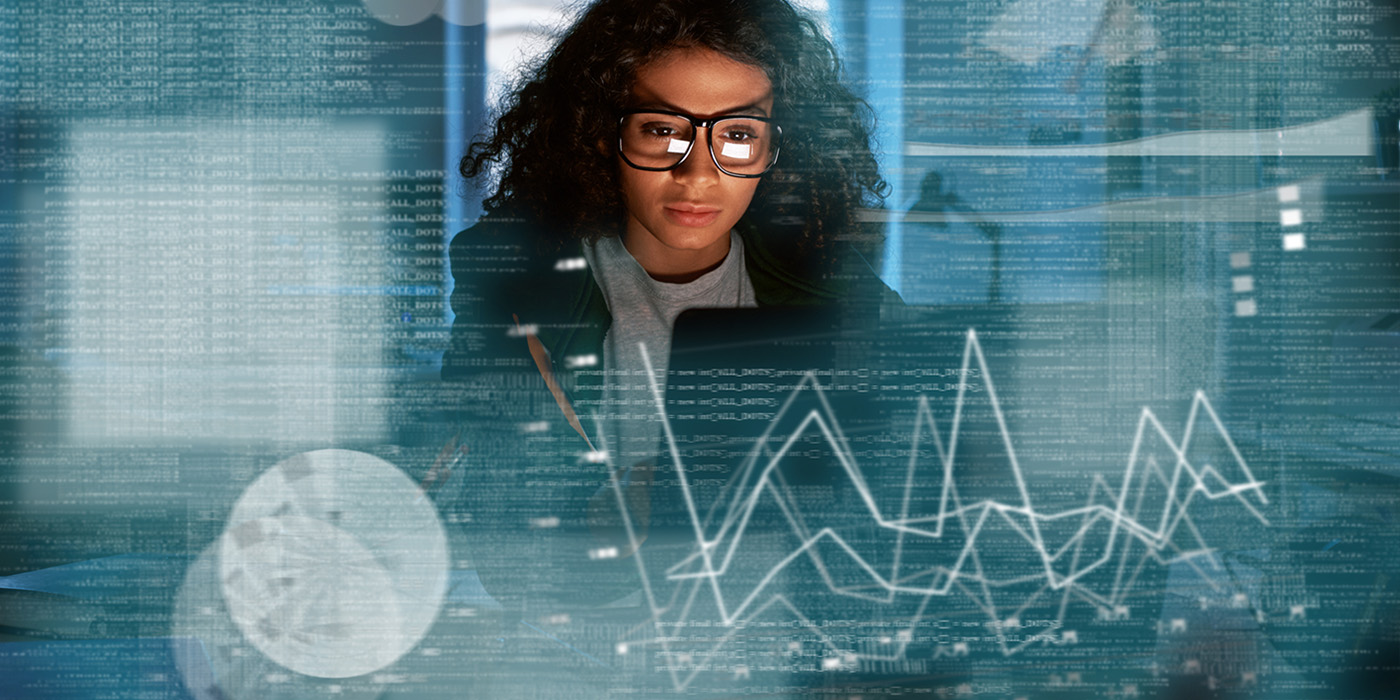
[581,231,758,469]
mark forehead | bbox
[629,47,775,118]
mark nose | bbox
[672,126,722,187]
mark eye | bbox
[719,127,758,142]
[640,123,678,138]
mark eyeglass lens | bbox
[620,113,777,176]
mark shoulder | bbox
[444,217,595,379]
[449,216,552,275]
[447,217,598,298]
[448,216,598,310]
[738,221,903,308]
[444,216,607,376]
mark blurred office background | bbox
[0,0,1397,698]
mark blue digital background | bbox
[1,1,1398,698]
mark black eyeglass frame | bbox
[615,109,783,179]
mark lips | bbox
[663,203,721,228]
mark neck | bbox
[622,229,732,284]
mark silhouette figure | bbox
[906,171,1004,302]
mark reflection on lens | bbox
[619,112,780,176]
[621,113,693,168]
[711,117,774,176]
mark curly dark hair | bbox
[459,0,888,259]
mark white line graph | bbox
[604,328,1269,691]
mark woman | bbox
[441,0,895,615]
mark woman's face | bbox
[617,47,774,280]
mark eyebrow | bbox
[632,97,772,119]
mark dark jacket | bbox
[444,217,896,402]
[440,216,898,609]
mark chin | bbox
[658,227,730,251]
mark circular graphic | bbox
[360,0,440,26]
[220,516,406,678]
[173,542,387,700]
[218,449,448,679]
[358,0,485,27]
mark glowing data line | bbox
[608,328,1268,690]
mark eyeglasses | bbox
[617,109,782,178]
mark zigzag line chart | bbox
[603,328,1270,692]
